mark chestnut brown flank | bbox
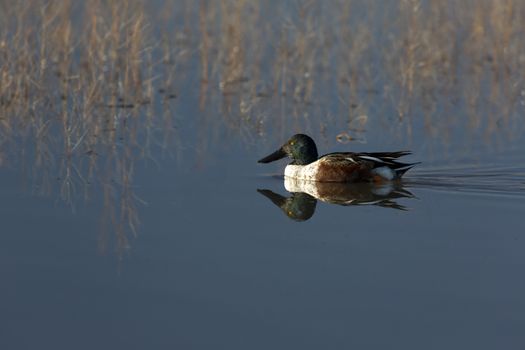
[316,159,372,182]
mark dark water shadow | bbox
[258,178,416,221]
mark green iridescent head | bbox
[258,134,319,165]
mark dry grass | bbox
[0,0,175,257]
[1,0,524,254]
[158,0,525,153]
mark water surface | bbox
[1,1,525,349]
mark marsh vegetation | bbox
[2,3,525,348]
[1,0,524,253]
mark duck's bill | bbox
[258,147,287,163]
[257,189,287,207]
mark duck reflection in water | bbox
[258,177,416,221]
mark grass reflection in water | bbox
[1,0,524,254]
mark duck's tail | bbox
[394,162,421,177]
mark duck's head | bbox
[258,134,319,165]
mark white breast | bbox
[284,177,322,196]
[284,163,319,180]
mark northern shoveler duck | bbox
[258,134,418,183]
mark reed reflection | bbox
[1,0,525,258]
[258,178,416,221]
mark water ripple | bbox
[406,165,525,197]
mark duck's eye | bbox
[290,141,295,145]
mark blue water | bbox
[2,1,525,349]
[2,141,525,349]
